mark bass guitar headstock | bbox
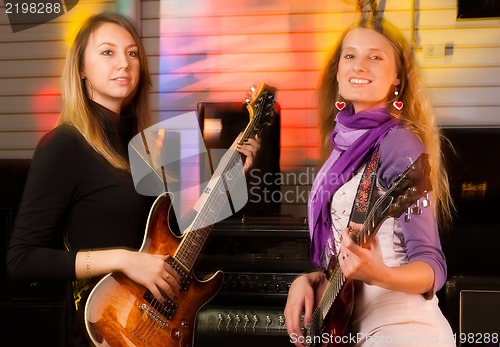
[243,83,277,136]
[385,153,432,222]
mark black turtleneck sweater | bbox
[7,104,153,281]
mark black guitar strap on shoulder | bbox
[348,150,381,228]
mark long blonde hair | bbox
[57,12,153,171]
[317,17,453,225]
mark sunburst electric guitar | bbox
[84,83,277,347]
[305,153,432,347]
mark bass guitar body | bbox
[309,263,355,347]
[85,193,223,347]
[319,279,354,347]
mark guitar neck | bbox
[354,206,383,248]
[321,262,345,317]
[172,83,277,271]
[173,116,261,271]
[173,151,242,271]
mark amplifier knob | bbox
[276,283,283,292]
[265,315,273,332]
[226,314,232,331]
[235,314,241,332]
[278,315,285,332]
[217,313,224,331]
[252,314,259,332]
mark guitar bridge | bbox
[131,303,169,343]
[138,303,168,328]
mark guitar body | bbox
[85,193,224,347]
[321,279,354,347]
[310,264,355,347]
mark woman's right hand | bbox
[284,271,324,347]
[76,249,182,304]
[120,250,182,304]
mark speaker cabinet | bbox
[0,302,69,346]
[1,159,70,346]
[445,276,500,347]
[196,101,281,217]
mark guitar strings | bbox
[174,93,267,270]
[131,303,163,343]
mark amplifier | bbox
[219,272,295,296]
[196,216,311,274]
[196,306,287,336]
[193,216,311,346]
[194,305,291,347]
[445,276,500,347]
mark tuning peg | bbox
[421,191,431,208]
[235,314,241,332]
[405,208,412,223]
[243,97,251,104]
[250,85,257,93]
[411,199,422,215]
[411,206,423,215]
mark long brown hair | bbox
[57,12,153,171]
[317,17,453,224]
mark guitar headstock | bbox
[244,83,277,133]
[385,153,432,221]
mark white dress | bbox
[329,167,456,347]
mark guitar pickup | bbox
[143,292,179,320]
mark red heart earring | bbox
[393,89,403,110]
[336,90,346,111]
[335,101,346,111]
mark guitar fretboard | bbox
[172,87,275,271]
[174,146,245,271]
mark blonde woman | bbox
[285,16,455,347]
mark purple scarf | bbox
[309,104,400,268]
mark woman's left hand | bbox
[236,133,261,172]
[338,227,386,285]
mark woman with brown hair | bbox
[7,12,260,346]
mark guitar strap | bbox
[348,150,381,228]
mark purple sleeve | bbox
[378,128,447,297]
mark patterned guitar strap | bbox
[321,150,382,346]
[348,150,381,234]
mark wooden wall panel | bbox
[1,0,499,216]
[0,0,116,159]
